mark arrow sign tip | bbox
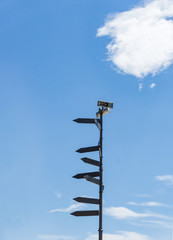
[73,118,80,123]
[76,149,81,153]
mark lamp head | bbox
[96,107,110,118]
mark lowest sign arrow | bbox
[71,210,99,217]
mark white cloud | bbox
[142,219,172,228]
[104,207,149,219]
[136,193,151,198]
[38,235,74,240]
[97,0,173,78]
[150,83,157,88]
[156,175,173,185]
[104,206,172,220]
[85,231,152,240]
[49,203,85,213]
[139,83,143,91]
[54,191,62,199]
[128,201,166,207]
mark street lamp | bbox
[71,100,113,240]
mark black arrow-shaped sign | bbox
[81,157,100,167]
[71,210,99,217]
[73,171,100,179]
[84,175,100,185]
[76,146,100,153]
[73,197,100,204]
[73,118,101,124]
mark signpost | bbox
[73,197,100,204]
[73,118,97,124]
[71,101,113,240]
[73,171,100,179]
[81,157,100,167]
[76,146,100,153]
[84,175,100,185]
[71,210,99,217]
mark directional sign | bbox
[71,210,99,217]
[73,171,100,179]
[73,197,100,204]
[73,118,96,124]
[76,146,100,153]
[97,101,113,109]
[81,157,100,167]
[84,175,100,185]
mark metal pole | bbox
[99,108,103,240]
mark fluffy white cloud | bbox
[38,235,74,240]
[156,175,173,184]
[128,201,166,207]
[104,206,172,220]
[85,232,152,240]
[49,203,85,213]
[97,0,173,78]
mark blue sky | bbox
[1,0,173,240]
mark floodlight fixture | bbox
[96,107,110,118]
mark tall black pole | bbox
[99,108,103,240]
[72,101,113,239]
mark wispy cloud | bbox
[142,219,173,229]
[49,203,85,213]
[139,83,143,91]
[128,201,166,207]
[104,207,150,219]
[97,0,173,78]
[150,83,157,89]
[85,231,152,240]
[54,191,62,199]
[104,207,148,219]
[155,175,173,185]
[38,235,74,240]
[104,206,172,220]
[136,193,151,198]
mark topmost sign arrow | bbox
[73,118,99,124]
[97,101,113,109]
